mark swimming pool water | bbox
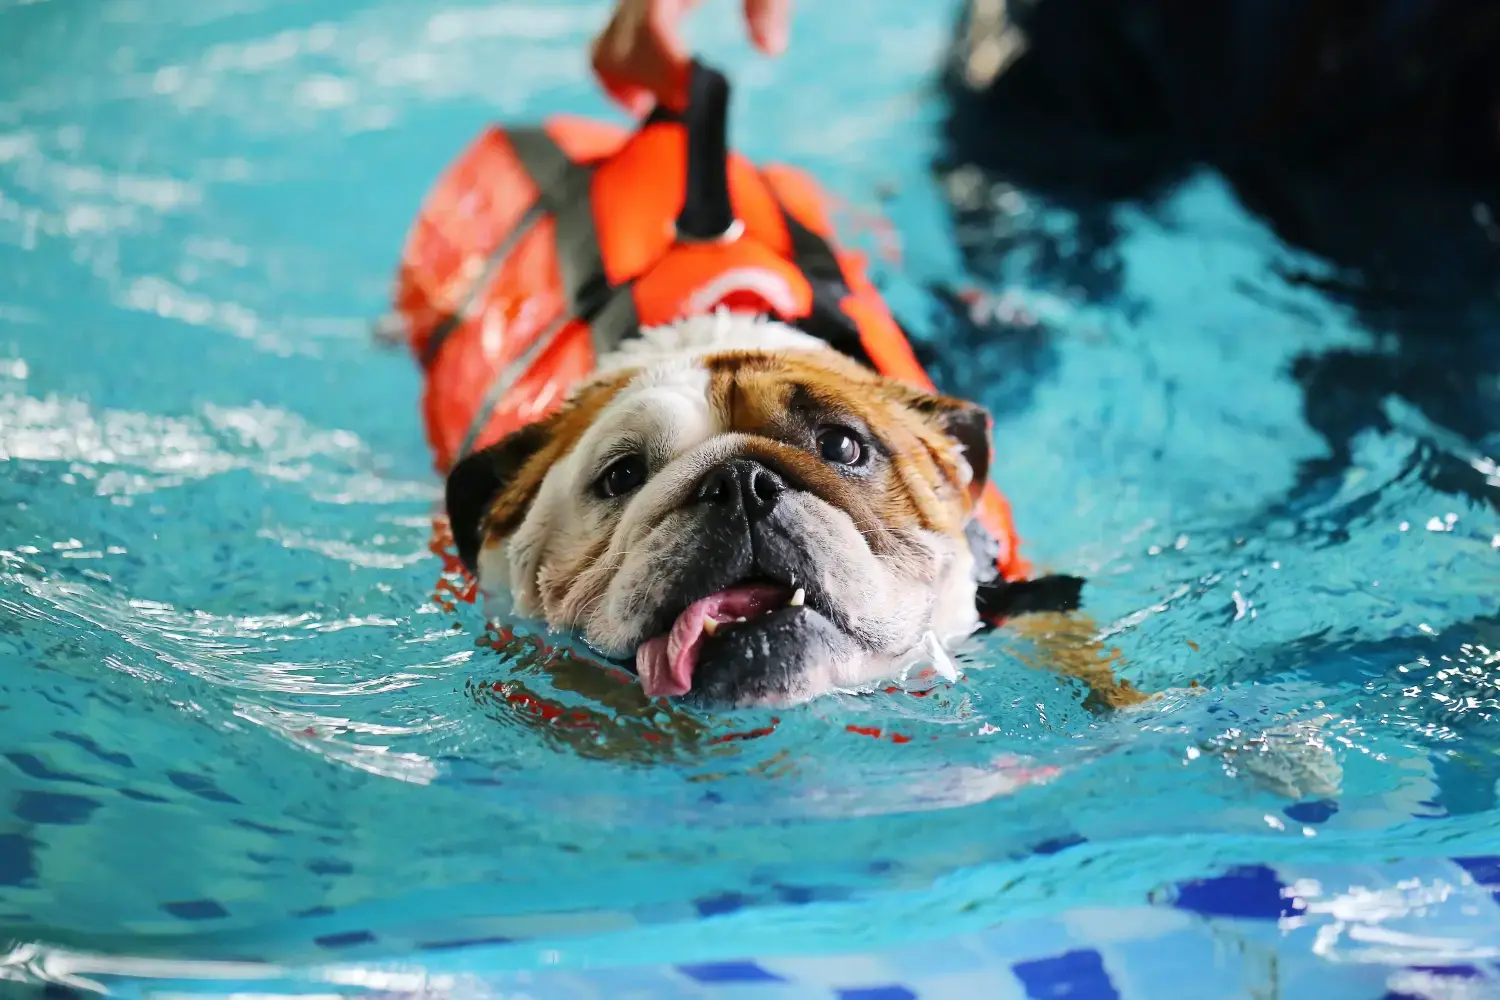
[1,0,1499,996]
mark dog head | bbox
[446,316,993,707]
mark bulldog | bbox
[391,62,1104,709]
[445,312,994,706]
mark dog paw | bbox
[1209,716,1343,801]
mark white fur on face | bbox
[476,356,716,616]
[596,310,829,373]
[474,314,983,702]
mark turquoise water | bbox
[1,0,1499,990]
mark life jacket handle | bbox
[669,60,740,243]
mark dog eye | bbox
[816,427,865,466]
[595,454,647,498]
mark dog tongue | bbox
[636,584,790,698]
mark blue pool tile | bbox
[968,917,1080,967]
[678,961,786,984]
[1011,949,1120,1000]
[4,752,96,785]
[34,690,75,715]
[1170,865,1296,920]
[1409,964,1483,977]
[51,732,133,769]
[1453,857,1500,886]
[1381,975,1483,1000]
[836,987,918,1000]
[769,883,848,905]
[167,771,240,804]
[460,776,505,788]
[1283,799,1339,824]
[14,790,100,825]
[161,899,228,921]
[233,819,292,837]
[774,885,817,905]
[313,930,377,949]
[0,834,37,887]
[418,935,513,951]
[1033,835,1087,856]
[695,892,750,916]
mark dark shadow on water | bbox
[935,0,1500,506]
[897,281,1061,423]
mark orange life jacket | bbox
[389,62,1033,596]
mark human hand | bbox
[590,0,792,115]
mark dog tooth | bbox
[789,587,806,607]
[736,616,747,623]
[703,618,718,636]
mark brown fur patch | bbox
[704,351,983,541]
[478,371,636,544]
[538,531,611,616]
[1007,612,1148,711]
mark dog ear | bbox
[446,373,637,575]
[445,420,553,575]
[905,390,994,503]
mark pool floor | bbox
[7,856,1499,998]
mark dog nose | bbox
[692,458,786,522]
